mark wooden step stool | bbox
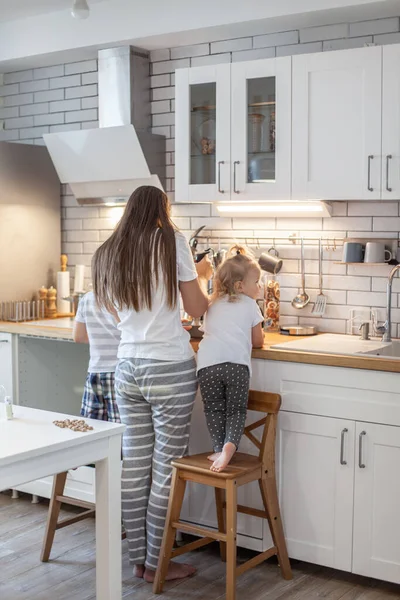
[153,390,292,600]
[41,470,126,562]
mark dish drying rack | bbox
[0,300,46,323]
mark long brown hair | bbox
[92,186,177,312]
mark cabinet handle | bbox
[340,428,348,465]
[0,340,9,344]
[233,161,240,194]
[367,155,374,192]
[386,154,393,192]
[358,430,366,469]
[218,161,225,194]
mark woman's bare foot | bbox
[143,562,196,583]
[210,442,236,472]
[207,451,221,462]
[133,564,145,578]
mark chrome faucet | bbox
[376,264,400,343]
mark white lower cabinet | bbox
[0,333,16,400]
[353,422,400,584]
[278,412,355,571]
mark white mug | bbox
[364,242,392,264]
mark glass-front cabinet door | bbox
[175,64,231,202]
[230,57,291,200]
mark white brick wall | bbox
[2,17,400,332]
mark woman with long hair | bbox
[92,186,211,583]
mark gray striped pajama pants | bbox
[115,356,197,570]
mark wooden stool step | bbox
[153,390,292,600]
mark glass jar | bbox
[264,279,280,332]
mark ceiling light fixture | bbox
[215,202,332,218]
[71,0,90,19]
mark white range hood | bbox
[43,47,165,205]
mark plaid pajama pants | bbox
[81,372,121,423]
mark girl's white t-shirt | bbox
[196,295,263,373]
[117,231,198,361]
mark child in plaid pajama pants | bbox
[74,290,121,423]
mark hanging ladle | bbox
[292,237,310,309]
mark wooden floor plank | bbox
[1,492,400,600]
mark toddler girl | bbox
[197,251,264,472]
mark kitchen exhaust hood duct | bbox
[43,46,166,206]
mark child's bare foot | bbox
[143,562,196,583]
[133,564,145,578]
[207,452,221,462]
[210,442,236,472]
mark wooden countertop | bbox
[1,321,400,374]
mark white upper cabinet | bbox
[175,57,291,202]
[292,46,382,200]
[175,64,231,203]
[230,57,291,200]
[382,44,400,200]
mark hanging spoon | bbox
[292,238,310,309]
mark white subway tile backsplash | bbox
[152,59,190,75]
[4,116,33,129]
[50,74,81,89]
[4,93,33,107]
[151,100,171,114]
[153,112,174,126]
[231,218,275,230]
[191,217,232,230]
[323,36,372,51]
[300,23,349,43]
[150,49,171,62]
[323,275,371,291]
[275,218,323,231]
[83,218,115,230]
[150,74,170,88]
[34,65,64,80]
[0,83,20,96]
[20,102,49,116]
[323,217,372,231]
[19,125,49,139]
[64,242,83,254]
[50,99,81,113]
[350,17,400,37]
[34,113,65,126]
[83,242,102,254]
[298,317,347,334]
[66,207,99,219]
[211,38,251,54]
[171,44,210,59]
[20,79,49,93]
[232,48,276,62]
[277,42,323,56]
[62,219,82,231]
[253,30,299,48]
[0,129,19,141]
[65,60,97,75]
[82,72,98,85]
[153,86,175,101]
[152,125,171,137]
[65,84,97,99]
[348,202,398,216]
[67,230,99,242]
[81,96,98,110]
[0,106,19,119]
[191,53,231,67]
[65,109,97,123]
[170,203,211,217]
[81,120,98,129]
[372,277,400,293]
[347,291,391,308]
[373,217,400,231]
[50,123,82,132]
[4,70,33,84]
[374,32,400,45]
[34,89,63,103]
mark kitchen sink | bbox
[358,340,400,359]
[271,333,400,360]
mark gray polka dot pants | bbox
[198,362,250,452]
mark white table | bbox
[0,406,125,600]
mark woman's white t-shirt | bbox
[196,295,263,374]
[117,231,198,361]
